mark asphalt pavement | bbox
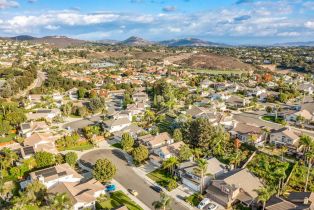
[79,149,190,210]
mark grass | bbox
[0,133,16,143]
[111,143,122,149]
[147,169,176,188]
[59,142,94,151]
[96,190,143,210]
[262,115,285,124]
[189,68,245,75]
[185,193,203,207]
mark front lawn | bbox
[96,190,143,210]
[0,133,16,143]
[185,193,203,207]
[58,142,94,151]
[147,169,177,189]
[262,115,285,124]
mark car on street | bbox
[105,184,116,192]
[207,202,218,210]
[150,185,162,193]
[198,198,210,209]
[128,189,138,196]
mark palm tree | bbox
[162,157,178,177]
[255,186,275,210]
[152,192,172,210]
[192,148,203,160]
[300,135,313,155]
[280,146,288,161]
[194,159,208,194]
[47,193,73,210]
[304,150,314,192]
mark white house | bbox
[103,117,131,133]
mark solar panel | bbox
[23,146,35,156]
[35,167,57,177]
[57,171,67,177]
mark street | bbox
[79,149,190,210]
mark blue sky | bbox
[0,0,314,44]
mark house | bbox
[298,83,314,95]
[24,163,105,210]
[225,96,249,109]
[269,127,301,152]
[25,163,83,188]
[132,92,149,103]
[284,109,313,122]
[186,105,214,119]
[23,132,59,154]
[230,123,265,145]
[206,168,263,208]
[103,118,131,133]
[27,109,61,121]
[266,192,314,210]
[48,179,105,210]
[154,141,185,160]
[20,121,49,137]
[138,132,173,149]
[112,124,145,141]
[177,157,226,192]
[126,103,146,116]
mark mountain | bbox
[119,36,154,46]
[273,41,314,47]
[159,38,227,47]
[1,35,86,47]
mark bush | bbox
[65,152,78,167]
[167,179,178,191]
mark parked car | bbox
[129,189,138,196]
[207,202,218,210]
[105,184,116,192]
[198,198,210,209]
[150,185,162,193]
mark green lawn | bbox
[189,69,245,75]
[262,115,285,124]
[97,190,143,210]
[185,193,203,207]
[111,143,122,149]
[59,142,94,151]
[147,169,176,188]
[0,133,16,143]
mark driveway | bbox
[79,149,190,210]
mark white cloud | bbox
[277,31,300,37]
[0,0,18,9]
[305,21,314,29]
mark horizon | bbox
[0,0,314,45]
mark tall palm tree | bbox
[192,148,203,160]
[304,150,314,192]
[162,157,178,177]
[152,192,172,210]
[300,135,313,155]
[194,159,208,194]
[255,186,275,210]
[48,193,73,210]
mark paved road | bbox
[234,112,314,137]
[79,149,189,210]
[14,70,46,98]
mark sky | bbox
[0,0,314,44]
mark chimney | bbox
[304,197,309,205]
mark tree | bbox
[5,110,26,127]
[34,151,55,168]
[194,159,208,194]
[121,133,134,151]
[93,158,117,183]
[178,145,192,162]
[65,152,78,167]
[192,148,203,160]
[47,193,73,210]
[167,179,178,191]
[77,87,87,99]
[162,157,178,177]
[2,148,18,166]
[300,135,313,154]
[266,106,272,114]
[304,150,314,192]
[278,92,288,103]
[255,186,275,210]
[152,192,172,210]
[132,145,149,164]
[172,129,182,142]
[55,154,64,165]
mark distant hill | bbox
[177,53,254,72]
[159,38,227,47]
[1,35,86,47]
[119,36,154,46]
[273,41,314,47]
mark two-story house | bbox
[177,158,226,192]
[103,118,131,133]
[230,123,265,146]
[269,127,301,153]
[138,132,173,150]
[206,168,263,208]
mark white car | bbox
[207,202,218,210]
[198,198,210,209]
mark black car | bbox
[150,185,162,193]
